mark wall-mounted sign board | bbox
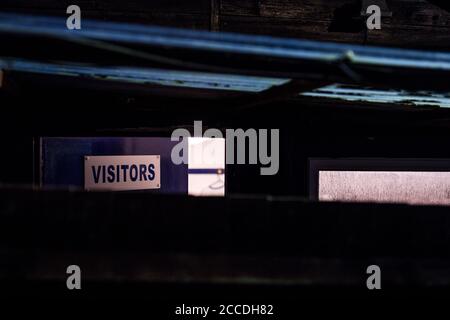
[40,137,225,196]
[41,137,186,194]
[84,155,160,191]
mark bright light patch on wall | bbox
[319,171,450,205]
[188,137,225,197]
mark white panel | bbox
[188,138,225,197]
[319,171,450,205]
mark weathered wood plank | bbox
[95,12,210,29]
[220,15,450,47]
[220,0,450,48]
[366,22,450,48]
[387,0,450,27]
[0,1,211,29]
[221,0,259,16]
[259,0,339,20]
[225,0,450,29]
[0,9,209,29]
[221,15,366,44]
[95,0,211,14]
[0,1,96,10]
[0,0,211,14]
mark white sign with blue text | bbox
[84,155,160,191]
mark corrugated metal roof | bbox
[2,58,449,108]
[1,12,450,108]
[0,13,450,89]
[1,12,450,71]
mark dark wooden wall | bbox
[1,0,450,49]
[221,0,450,48]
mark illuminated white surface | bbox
[319,171,450,205]
[188,138,225,169]
[188,138,225,197]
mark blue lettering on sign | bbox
[148,164,155,180]
[91,163,156,184]
[92,166,101,184]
